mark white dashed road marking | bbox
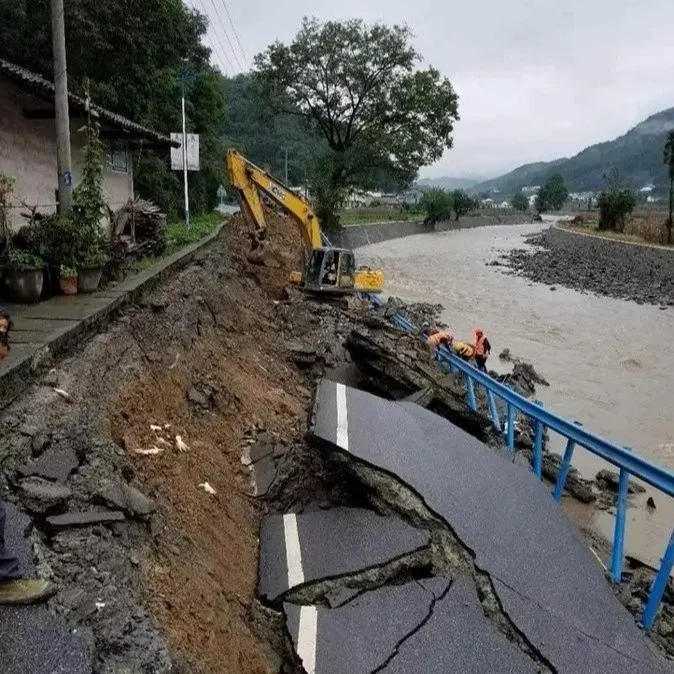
[283,513,317,673]
[336,383,349,451]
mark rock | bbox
[595,469,646,495]
[96,482,155,517]
[499,348,513,362]
[187,388,209,408]
[647,496,656,509]
[46,510,125,529]
[18,447,79,483]
[19,477,72,513]
[550,286,557,291]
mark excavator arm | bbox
[226,149,322,249]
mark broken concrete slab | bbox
[380,577,538,673]
[251,454,279,497]
[259,508,431,602]
[19,477,72,513]
[18,447,79,483]
[284,578,449,674]
[96,481,155,517]
[46,510,125,529]
[311,380,670,672]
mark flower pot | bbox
[59,276,78,295]
[78,267,103,293]
[3,268,44,303]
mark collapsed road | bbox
[1,211,673,672]
[256,379,671,673]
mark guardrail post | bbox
[611,447,632,583]
[487,390,501,432]
[506,401,515,452]
[642,530,674,629]
[533,400,544,479]
[465,373,477,412]
[553,422,582,502]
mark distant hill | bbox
[416,176,485,191]
[472,107,674,196]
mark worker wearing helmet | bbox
[451,339,475,361]
[425,327,453,352]
[473,328,492,372]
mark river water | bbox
[357,221,674,569]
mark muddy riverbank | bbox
[504,226,674,307]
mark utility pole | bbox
[51,0,73,212]
[180,73,190,229]
[284,148,289,184]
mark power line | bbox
[220,0,247,66]
[206,0,244,72]
[191,0,234,73]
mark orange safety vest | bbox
[427,331,453,348]
[475,334,487,357]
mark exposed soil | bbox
[1,210,672,672]
[503,226,674,307]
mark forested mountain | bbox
[219,75,325,187]
[473,108,674,195]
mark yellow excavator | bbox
[225,149,384,294]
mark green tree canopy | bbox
[420,188,453,224]
[664,131,674,243]
[511,191,528,212]
[535,173,568,213]
[254,17,459,227]
[451,190,476,220]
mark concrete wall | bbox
[333,214,535,249]
[0,79,132,229]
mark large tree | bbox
[664,131,674,244]
[254,17,459,228]
[535,173,568,213]
[511,191,528,212]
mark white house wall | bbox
[0,79,133,230]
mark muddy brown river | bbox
[357,222,674,569]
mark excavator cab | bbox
[303,247,356,293]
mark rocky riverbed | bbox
[502,227,674,307]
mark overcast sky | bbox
[191,0,674,179]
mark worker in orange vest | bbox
[425,327,454,353]
[474,328,492,372]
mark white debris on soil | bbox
[198,482,216,495]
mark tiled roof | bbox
[0,59,179,147]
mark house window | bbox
[106,142,128,173]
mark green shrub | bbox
[420,189,453,224]
[598,189,636,232]
[1,248,44,271]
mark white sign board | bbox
[170,133,200,171]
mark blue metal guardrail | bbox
[362,291,674,630]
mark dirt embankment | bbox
[1,211,673,672]
[502,227,674,307]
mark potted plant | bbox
[77,244,108,293]
[1,249,45,303]
[58,265,78,295]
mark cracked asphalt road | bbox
[259,507,430,602]
[306,379,671,673]
[0,504,91,674]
